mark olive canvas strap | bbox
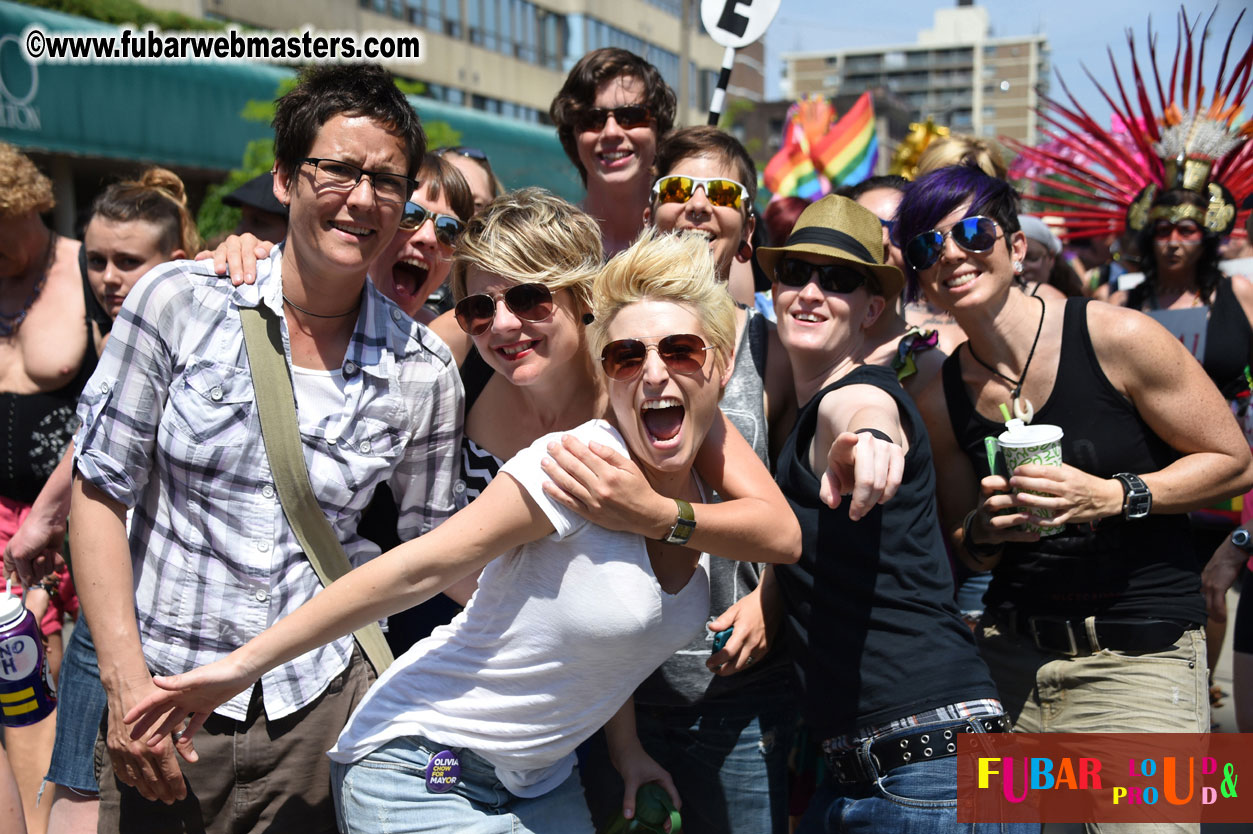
[239,304,394,676]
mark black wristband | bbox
[962,509,1002,562]
[854,428,895,444]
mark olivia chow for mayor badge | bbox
[956,733,1248,824]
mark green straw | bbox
[999,403,1012,422]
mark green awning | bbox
[0,0,582,199]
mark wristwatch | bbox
[1231,527,1253,553]
[660,498,696,546]
[1113,472,1152,520]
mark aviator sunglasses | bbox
[454,283,555,335]
[576,105,653,132]
[600,334,716,381]
[399,201,465,247]
[775,258,870,293]
[904,215,1002,271]
[652,175,748,210]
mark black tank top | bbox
[775,364,997,737]
[0,262,101,505]
[941,298,1204,622]
[1130,275,1252,398]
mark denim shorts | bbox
[45,617,107,794]
[332,735,595,834]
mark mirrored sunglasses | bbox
[399,201,465,246]
[652,175,747,210]
[600,334,716,381]
[576,105,653,132]
[775,258,870,293]
[904,215,1001,271]
[454,282,555,335]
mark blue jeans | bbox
[580,684,794,834]
[45,616,107,793]
[332,736,595,834]
[797,719,1040,834]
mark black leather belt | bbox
[824,715,1012,786]
[989,608,1199,657]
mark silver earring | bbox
[1013,260,1023,275]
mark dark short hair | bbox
[894,164,1021,302]
[849,174,909,199]
[549,48,676,185]
[417,153,474,223]
[653,126,758,213]
[272,64,425,180]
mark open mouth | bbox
[944,272,977,289]
[391,258,428,301]
[790,311,825,323]
[641,397,685,443]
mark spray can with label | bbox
[0,579,57,727]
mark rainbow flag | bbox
[811,92,878,187]
[764,120,825,201]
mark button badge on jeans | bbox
[426,750,461,793]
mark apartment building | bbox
[143,0,764,126]
[781,3,1049,144]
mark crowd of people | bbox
[1,40,1251,834]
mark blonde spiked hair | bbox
[588,229,736,373]
[451,188,602,311]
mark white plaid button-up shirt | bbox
[74,248,462,720]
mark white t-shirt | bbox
[328,419,711,797]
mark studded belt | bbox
[824,714,1013,786]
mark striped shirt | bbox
[74,248,462,721]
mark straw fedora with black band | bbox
[755,195,904,299]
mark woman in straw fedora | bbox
[756,195,1020,833]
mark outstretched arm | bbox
[124,473,553,748]
[540,412,800,564]
[812,384,907,520]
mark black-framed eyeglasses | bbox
[454,283,555,335]
[600,334,716,381]
[400,201,465,247]
[775,259,870,294]
[652,175,748,210]
[904,215,1001,271]
[575,105,653,132]
[299,157,417,205]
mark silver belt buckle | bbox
[1028,616,1078,657]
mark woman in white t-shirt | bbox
[121,229,801,834]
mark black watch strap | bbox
[1113,472,1152,520]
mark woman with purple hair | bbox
[904,165,1251,828]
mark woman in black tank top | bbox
[1107,186,1253,716]
[897,167,1252,827]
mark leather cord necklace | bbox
[966,294,1046,423]
[0,231,57,338]
[282,292,361,319]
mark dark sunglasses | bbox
[437,145,489,161]
[904,215,1001,271]
[600,334,716,381]
[454,283,555,335]
[399,201,465,246]
[576,105,653,132]
[775,258,870,293]
[652,175,747,209]
[1152,219,1202,240]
